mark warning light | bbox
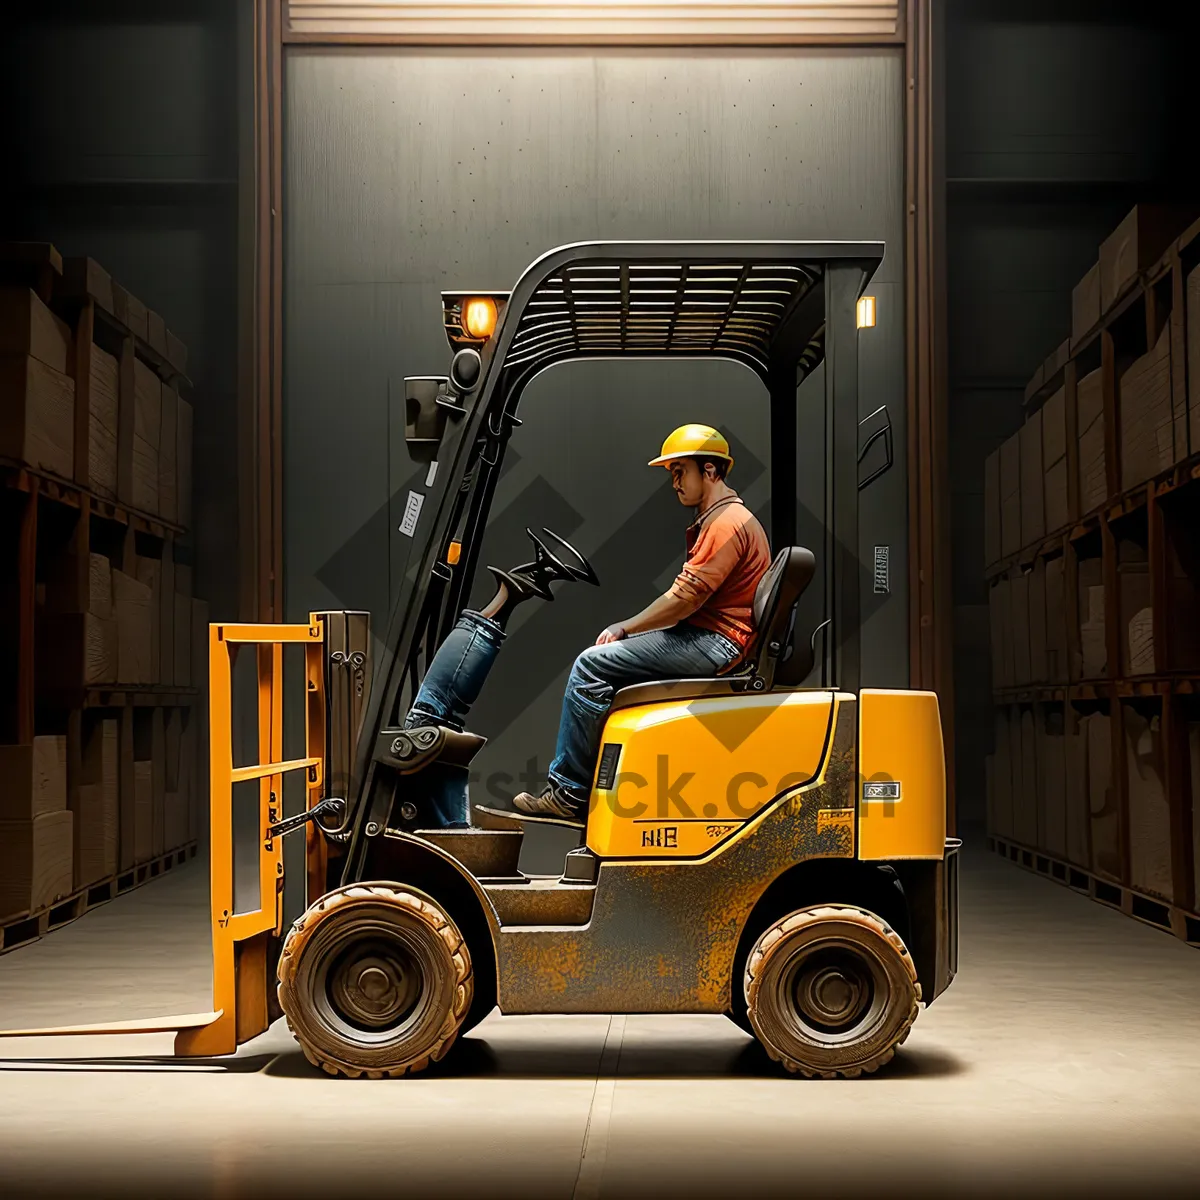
[856,295,877,329]
[463,297,498,340]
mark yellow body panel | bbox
[586,690,836,858]
[857,688,946,860]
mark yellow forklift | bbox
[1,242,959,1079]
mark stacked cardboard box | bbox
[1081,710,1119,882]
[1028,559,1048,683]
[1100,205,1199,314]
[1117,541,1153,676]
[131,360,160,515]
[0,287,75,479]
[113,568,154,685]
[1020,411,1045,549]
[983,450,1001,570]
[1064,709,1089,868]
[1123,705,1172,901]
[1076,557,1106,680]
[1037,705,1067,860]
[87,344,119,499]
[73,718,119,889]
[38,551,118,690]
[1000,434,1021,558]
[1010,571,1031,686]
[1045,555,1068,681]
[1119,326,1174,492]
[1076,369,1106,514]
[1072,263,1101,347]
[1042,387,1070,534]
[0,737,75,917]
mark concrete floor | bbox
[1,836,1198,1199]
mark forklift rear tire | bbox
[744,904,920,1079]
[277,883,474,1079]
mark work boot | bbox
[510,784,587,829]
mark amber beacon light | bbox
[463,296,498,340]
[856,295,877,329]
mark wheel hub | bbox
[329,946,422,1029]
[789,947,875,1034]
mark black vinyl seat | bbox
[610,546,818,712]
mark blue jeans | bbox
[403,610,505,827]
[548,624,742,803]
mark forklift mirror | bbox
[404,375,451,464]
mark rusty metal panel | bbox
[495,696,857,1014]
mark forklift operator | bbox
[511,423,771,828]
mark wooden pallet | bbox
[990,835,1200,948]
[0,842,198,956]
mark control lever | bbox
[266,796,346,843]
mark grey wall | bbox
[284,47,907,832]
[945,1,1193,825]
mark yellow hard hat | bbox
[647,424,734,473]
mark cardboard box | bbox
[1045,556,1068,682]
[177,397,193,530]
[1123,705,1171,900]
[1043,338,1071,384]
[135,556,162,682]
[983,449,1001,570]
[1000,433,1021,558]
[1119,324,1174,493]
[159,384,178,525]
[0,811,74,917]
[118,710,135,871]
[59,257,113,313]
[1020,411,1045,549]
[36,612,118,689]
[1017,708,1039,848]
[134,760,154,864]
[131,359,160,514]
[1119,558,1152,676]
[46,550,111,619]
[0,737,67,821]
[0,286,72,372]
[1076,368,1106,513]
[113,569,154,684]
[88,343,119,499]
[1100,205,1199,314]
[1065,708,1089,869]
[1010,571,1031,686]
[147,309,168,357]
[1083,710,1120,881]
[112,282,147,341]
[992,708,1013,840]
[0,354,74,478]
[1037,705,1067,860]
[158,547,175,687]
[75,718,119,887]
[1071,263,1101,346]
[1028,559,1048,683]
[1042,386,1070,534]
[1023,363,1045,407]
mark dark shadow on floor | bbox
[0,1052,278,1075]
[263,1033,967,1082]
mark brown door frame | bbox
[243,0,951,818]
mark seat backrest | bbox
[750,546,816,685]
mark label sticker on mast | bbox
[399,490,425,537]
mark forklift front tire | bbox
[277,883,474,1079]
[744,904,920,1079]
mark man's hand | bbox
[595,623,626,646]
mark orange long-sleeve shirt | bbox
[670,497,770,650]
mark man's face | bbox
[668,458,706,507]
